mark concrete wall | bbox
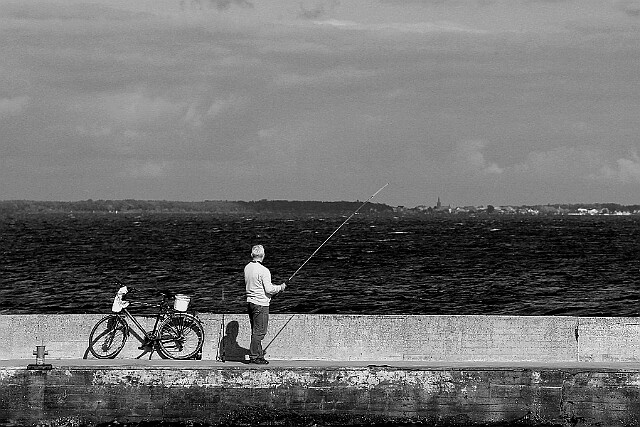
[1,314,638,363]
[4,315,640,426]
[3,364,640,426]
[577,317,640,362]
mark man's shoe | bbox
[248,358,269,365]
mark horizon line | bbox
[1,199,639,208]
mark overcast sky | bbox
[1,0,639,207]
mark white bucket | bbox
[174,294,191,312]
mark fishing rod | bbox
[286,182,389,283]
[264,182,389,353]
[216,283,226,362]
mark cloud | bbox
[379,0,455,4]
[513,147,582,178]
[616,157,640,182]
[507,147,640,185]
[75,125,112,138]
[124,160,171,178]
[0,3,148,21]
[508,147,606,180]
[182,95,246,127]
[453,140,503,175]
[617,0,640,17]
[181,0,253,11]
[274,66,376,88]
[313,19,486,33]
[206,95,246,118]
[524,0,573,3]
[598,152,640,183]
[298,1,339,20]
[95,91,186,127]
[0,96,28,116]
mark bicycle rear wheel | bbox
[88,314,129,359]
[158,313,204,360]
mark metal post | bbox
[27,345,52,370]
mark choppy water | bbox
[2,213,639,316]
[43,415,564,427]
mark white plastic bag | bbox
[111,286,130,313]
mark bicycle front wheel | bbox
[88,314,129,359]
[158,313,204,360]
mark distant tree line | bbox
[0,199,395,216]
[1,199,638,217]
[241,200,393,215]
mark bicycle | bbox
[88,280,205,360]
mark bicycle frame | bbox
[120,307,159,341]
[118,296,171,342]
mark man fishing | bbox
[243,184,389,362]
[244,244,286,364]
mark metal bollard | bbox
[34,345,48,364]
[27,345,52,370]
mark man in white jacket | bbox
[244,244,286,364]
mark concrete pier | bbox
[2,314,640,426]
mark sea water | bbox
[2,213,639,317]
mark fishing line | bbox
[264,182,389,352]
[287,182,389,282]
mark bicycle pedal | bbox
[138,341,153,350]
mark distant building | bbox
[434,197,451,213]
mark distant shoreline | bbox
[1,199,639,216]
[0,199,394,217]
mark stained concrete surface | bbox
[3,359,640,426]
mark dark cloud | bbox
[297,1,339,20]
[180,0,253,11]
[523,0,573,3]
[379,0,449,4]
[379,0,572,4]
[0,3,146,21]
[617,0,640,17]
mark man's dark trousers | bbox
[247,302,269,359]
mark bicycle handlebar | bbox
[111,280,175,301]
